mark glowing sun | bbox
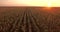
[47,2,51,7]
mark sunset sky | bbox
[0,0,60,7]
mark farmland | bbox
[0,7,60,32]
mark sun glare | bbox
[0,0,60,7]
[47,2,51,7]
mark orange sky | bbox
[0,0,60,7]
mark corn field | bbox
[0,7,60,32]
